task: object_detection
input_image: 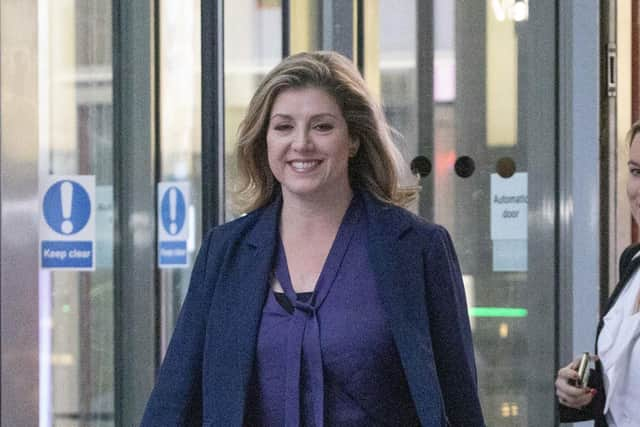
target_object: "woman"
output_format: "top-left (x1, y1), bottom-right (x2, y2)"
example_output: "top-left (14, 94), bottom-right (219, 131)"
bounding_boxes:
top-left (141, 51), bottom-right (485, 427)
top-left (556, 121), bottom-right (640, 426)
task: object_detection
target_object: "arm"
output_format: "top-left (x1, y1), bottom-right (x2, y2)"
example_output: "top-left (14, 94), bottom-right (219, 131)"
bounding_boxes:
top-left (140, 229), bottom-right (218, 427)
top-left (557, 246), bottom-right (639, 423)
top-left (424, 226), bottom-right (485, 427)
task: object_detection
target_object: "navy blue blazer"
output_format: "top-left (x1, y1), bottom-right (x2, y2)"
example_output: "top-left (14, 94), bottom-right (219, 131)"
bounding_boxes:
top-left (141, 192), bottom-right (485, 427)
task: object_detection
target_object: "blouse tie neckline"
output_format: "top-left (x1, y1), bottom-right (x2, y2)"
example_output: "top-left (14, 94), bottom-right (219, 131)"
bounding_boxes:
top-left (275, 197), bottom-right (360, 427)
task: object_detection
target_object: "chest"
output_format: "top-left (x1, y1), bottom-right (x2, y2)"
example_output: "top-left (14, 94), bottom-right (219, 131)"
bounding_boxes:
top-left (282, 234), bottom-right (335, 293)
top-left (598, 270), bottom-right (640, 395)
top-left (249, 231), bottom-right (421, 426)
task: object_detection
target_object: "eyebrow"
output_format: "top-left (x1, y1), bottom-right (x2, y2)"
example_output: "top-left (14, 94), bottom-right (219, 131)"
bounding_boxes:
top-left (628, 160), bottom-right (640, 167)
top-left (269, 113), bottom-right (339, 121)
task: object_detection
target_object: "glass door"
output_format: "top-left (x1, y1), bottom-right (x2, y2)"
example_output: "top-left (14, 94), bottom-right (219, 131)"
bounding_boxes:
top-left (157, 0), bottom-right (204, 356)
top-left (39, 2), bottom-right (115, 426)
top-left (363, 1), bottom-right (557, 425)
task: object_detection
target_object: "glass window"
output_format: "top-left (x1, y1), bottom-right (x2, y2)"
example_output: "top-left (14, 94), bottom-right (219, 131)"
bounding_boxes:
top-left (224, 0), bottom-right (283, 219)
top-left (158, 0), bottom-right (203, 352)
top-left (365, 0), bottom-right (555, 425)
top-left (38, 1), bottom-right (115, 426)
top-left (290, 0), bottom-right (321, 54)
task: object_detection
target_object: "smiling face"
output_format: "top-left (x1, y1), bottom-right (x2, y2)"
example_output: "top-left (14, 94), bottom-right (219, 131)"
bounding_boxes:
top-left (266, 86), bottom-right (356, 204)
top-left (627, 133), bottom-right (640, 223)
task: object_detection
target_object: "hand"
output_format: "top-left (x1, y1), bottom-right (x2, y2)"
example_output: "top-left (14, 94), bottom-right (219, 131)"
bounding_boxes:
top-left (555, 355), bottom-right (598, 409)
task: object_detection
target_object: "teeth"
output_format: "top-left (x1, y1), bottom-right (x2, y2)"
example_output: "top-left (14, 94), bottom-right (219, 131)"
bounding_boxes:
top-left (290, 161), bottom-right (319, 171)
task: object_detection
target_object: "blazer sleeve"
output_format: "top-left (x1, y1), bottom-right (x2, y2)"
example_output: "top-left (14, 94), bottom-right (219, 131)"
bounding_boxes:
top-left (424, 226), bottom-right (485, 427)
top-left (140, 229), bottom-right (218, 427)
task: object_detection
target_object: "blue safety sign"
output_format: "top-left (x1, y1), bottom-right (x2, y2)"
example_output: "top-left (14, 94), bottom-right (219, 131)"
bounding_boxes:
top-left (157, 182), bottom-right (190, 268)
top-left (160, 186), bottom-right (186, 236)
top-left (43, 180), bottom-right (91, 235)
top-left (40, 176), bottom-right (95, 270)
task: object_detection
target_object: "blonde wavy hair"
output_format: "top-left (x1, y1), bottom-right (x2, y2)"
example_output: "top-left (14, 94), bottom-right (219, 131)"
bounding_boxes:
top-left (233, 51), bottom-right (416, 213)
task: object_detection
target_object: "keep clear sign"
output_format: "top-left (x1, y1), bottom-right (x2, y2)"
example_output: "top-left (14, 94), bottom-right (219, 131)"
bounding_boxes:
top-left (40, 175), bottom-right (96, 270)
top-left (490, 172), bottom-right (527, 272)
top-left (157, 182), bottom-right (190, 268)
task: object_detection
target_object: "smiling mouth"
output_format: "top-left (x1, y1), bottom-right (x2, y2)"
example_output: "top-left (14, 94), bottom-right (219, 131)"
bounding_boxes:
top-left (289, 160), bottom-right (321, 172)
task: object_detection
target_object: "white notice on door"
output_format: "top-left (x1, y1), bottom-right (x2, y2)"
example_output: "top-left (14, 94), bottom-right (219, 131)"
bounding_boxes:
top-left (490, 172), bottom-right (527, 240)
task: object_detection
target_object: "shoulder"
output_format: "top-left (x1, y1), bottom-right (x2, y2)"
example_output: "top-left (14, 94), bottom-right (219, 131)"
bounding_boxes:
top-left (399, 207), bottom-right (449, 245)
top-left (207, 209), bottom-right (262, 238)
top-left (200, 204), bottom-right (274, 256)
top-left (619, 243), bottom-right (640, 273)
top-left (362, 192), bottom-right (449, 245)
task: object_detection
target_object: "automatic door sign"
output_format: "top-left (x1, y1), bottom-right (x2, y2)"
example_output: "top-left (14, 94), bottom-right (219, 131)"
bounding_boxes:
top-left (157, 182), bottom-right (190, 268)
top-left (40, 176), bottom-right (96, 270)
top-left (490, 172), bottom-right (527, 272)
top-left (490, 172), bottom-right (527, 240)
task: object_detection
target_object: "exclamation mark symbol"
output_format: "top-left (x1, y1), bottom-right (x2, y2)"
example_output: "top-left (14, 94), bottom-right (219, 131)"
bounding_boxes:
top-left (60, 181), bottom-right (74, 234)
top-left (169, 188), bottom-right (177, 234)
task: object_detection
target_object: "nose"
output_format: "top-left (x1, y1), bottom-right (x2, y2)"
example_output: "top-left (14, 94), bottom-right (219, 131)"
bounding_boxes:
top-left (291, 128), bottom-right (313, 151)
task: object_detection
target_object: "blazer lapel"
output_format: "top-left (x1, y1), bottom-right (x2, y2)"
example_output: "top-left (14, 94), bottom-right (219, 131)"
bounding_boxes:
top-left (597, 250), bottom-right (640, 341)
top-left (363, 194), bottom-right (444, 426)
top-left (220, 199), bottom-right (280, 425)
top-left (607, 253), bottom-right (640, 312)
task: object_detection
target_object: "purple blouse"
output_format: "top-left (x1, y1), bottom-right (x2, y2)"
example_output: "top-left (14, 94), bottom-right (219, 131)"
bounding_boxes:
top-left (245, 196), bottom-right (420, 426)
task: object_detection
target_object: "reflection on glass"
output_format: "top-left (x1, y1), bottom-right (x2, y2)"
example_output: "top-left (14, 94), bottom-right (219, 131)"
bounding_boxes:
top-left (366, 0), bottom-right (542, 425)
top-left (158, 0), bottom-right (202, 353)
top-left (224, 0), bottom-right (282, 219)
top-left (38, 1), bottom-right (114, 426)
top-left (375, 0), bottom-right (418, 161)
top-left (290, 0), bottom-right (320, 54)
